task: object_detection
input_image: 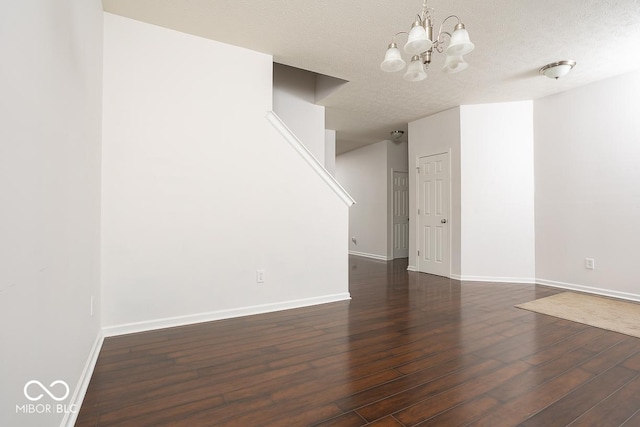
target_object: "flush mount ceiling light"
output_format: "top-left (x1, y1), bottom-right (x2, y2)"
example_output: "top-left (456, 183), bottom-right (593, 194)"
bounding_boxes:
top-left (540, 60), bottom-right (576, 79)
top-left (390, 130), bottom-right (405, 140)
top-left (380, 0), bottom-right (474, 82)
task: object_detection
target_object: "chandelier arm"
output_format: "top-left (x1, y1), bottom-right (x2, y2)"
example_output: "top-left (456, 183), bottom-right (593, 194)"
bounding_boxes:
top-left (390, 31), bottom-right (409, 44)
top-left (436, 14), bottom-right (462, 41)
top-left (435, 31), bottom-right (451, 45)
top-left (395, 31), bottom-right (409, 38)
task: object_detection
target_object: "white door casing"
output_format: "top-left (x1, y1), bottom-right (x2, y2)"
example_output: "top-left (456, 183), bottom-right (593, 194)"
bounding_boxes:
top-left (393, 171), bottom-right (409, 259)
top-left (417, 153), bottom-right (450, 277)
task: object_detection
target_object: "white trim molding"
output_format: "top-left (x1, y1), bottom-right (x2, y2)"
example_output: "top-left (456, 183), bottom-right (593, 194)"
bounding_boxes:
top-left (62, 331), bottom-right (104, 427)
top-left (266, 111), bottom-right (355, 207)
top-left (102, 293), bottom-right (351, 337)
top-left (409, 271), bottom-right (640, 302)
top-left (349, 251), bottom-right (392, 261)
top-left (449, 274), bottom-right (536, 284)
top-left (536, 278), bottom-right (640, 303)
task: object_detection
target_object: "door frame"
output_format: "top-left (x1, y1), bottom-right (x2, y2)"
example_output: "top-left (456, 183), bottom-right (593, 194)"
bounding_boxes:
top-left (414, 150), bottom-right (452, 277)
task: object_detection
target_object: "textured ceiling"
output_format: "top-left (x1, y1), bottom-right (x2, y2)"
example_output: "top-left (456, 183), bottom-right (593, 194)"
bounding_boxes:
top-left (102, 0), bottom-right (640, 154)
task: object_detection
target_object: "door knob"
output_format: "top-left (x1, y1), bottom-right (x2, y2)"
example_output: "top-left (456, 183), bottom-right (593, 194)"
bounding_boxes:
top-left (441, 219), bottom-right (447, 223)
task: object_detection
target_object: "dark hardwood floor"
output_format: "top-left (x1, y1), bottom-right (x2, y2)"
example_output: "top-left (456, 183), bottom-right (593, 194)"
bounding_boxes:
top-left (77, 256), bottom-right (640, 426)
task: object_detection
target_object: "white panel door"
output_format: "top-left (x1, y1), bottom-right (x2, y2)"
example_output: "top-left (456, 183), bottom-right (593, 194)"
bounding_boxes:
top-left (417, 153), bottom-right (450, 277)
top-left (393, 171), bottom-right (409, 259)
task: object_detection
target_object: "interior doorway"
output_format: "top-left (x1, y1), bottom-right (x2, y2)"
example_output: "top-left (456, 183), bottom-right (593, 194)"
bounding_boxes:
top-left (392, 171), bottom-right (409, 259)
top-left (416, 153), bottom-right (450, 277)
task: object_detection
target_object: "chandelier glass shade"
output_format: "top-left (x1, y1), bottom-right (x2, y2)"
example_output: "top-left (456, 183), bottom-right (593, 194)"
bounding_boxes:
top-left (380, 43), bottom-right (406, 72)
top-left (405, 21), bottom-right (432, 55)
top-left (404, 55), bottom-right (428, 81)
top-left (381, 0), bottom-right (474, 81)
top-left (442, 54), bottom-right (468, 74)
top-left (446, 26), bottom-right (474, 56)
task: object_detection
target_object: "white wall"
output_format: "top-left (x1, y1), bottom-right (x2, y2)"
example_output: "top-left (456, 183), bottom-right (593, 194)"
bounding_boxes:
top-left (336, 140), bottom-right (408, 260)
top-left (459, 102), bottom-right (535, 282)
top-left (409, 103), bottom-right (534, 281)
top-left (325, 130), bottom-right (337, 176)
top-left (535, 70), bottom-right (640, 300)
top-left (0, 1), bottom-right (103, 426)
top-left (408, 108), bottom-right (462, 273)
top-left (388, 141), bottom-right (410, 175)
top-left (336, 141), bottom-right (389, 259)
top-left (101, 14), bottom-right (349, 333)
top-left (273, 64), bottom-right (326, 164)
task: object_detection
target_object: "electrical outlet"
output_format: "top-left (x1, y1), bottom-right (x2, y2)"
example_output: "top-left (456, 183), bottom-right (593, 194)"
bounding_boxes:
top-left (352, 237), bottom-right (357, 245)
top-left (585, 258), bottom-right (595, 270)
top-left (256, 270), bottom-right (265, 283)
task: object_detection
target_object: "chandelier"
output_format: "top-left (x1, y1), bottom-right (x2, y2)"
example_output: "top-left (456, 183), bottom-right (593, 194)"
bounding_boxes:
top-left (380, 0), bottom-right (475, 81)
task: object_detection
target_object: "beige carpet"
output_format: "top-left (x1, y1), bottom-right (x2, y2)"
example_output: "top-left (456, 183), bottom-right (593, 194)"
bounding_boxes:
top-left (516, 292), bottom-right (640, 339)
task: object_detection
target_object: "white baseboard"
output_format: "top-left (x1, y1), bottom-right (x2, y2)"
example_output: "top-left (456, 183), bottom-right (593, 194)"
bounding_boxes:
top-left (349, 251), bottom-right (392, 261)
top-left (406, 270), bottom-right (640, 302)
top-left (406, 265), bottom-right (418, 272)
top-left (62, 330), bottom-right (104, 427)
top-left (449, 274), bottom-right (536, 284)
top-left (102, 293), bottom-right (351, 337)
top-left (536, 278), bottom-right (640, 302)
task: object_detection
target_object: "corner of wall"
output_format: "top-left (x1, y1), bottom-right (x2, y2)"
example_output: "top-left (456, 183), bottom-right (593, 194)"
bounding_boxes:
top-left (408, 108), bottom-right (462, 273)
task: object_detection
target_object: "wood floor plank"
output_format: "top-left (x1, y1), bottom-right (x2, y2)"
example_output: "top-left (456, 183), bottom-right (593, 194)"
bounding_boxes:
top-left (153, 395), bottom-right (274, 427)
top-left (471, 321), bottom-right (583, 362)
top-left (270, 368), bottom-right (402, 404)
top-left (355, 358), bottom-right (503, 421)
top-left (413, 395), bottom-right (499, 427)
top-left (213, 398), bottom-right (343, 427)
top-left (80, 370), bottom-right (200, 410)
top-left (522, 328), bottom-right (605, 366)
top-left (393, 361), bottom-right (530, 425)
top-left (622, 350), bottom-right (640, 371)
top-left (518, 366), bottom-right (637, 426)
top-left (466, 367), bottom-right (596, 427)
top-left (579, 339), bottom-right (640, 374)
top-left (97, 393), bottom-right (225, 425)
top-left (76, 256), bottom-right (640, 426)
top-left (361, 416), bottom-right (404, 427)
top-left (581, 331), bottom-right (628, 354)
top-left (335, 354), bottom-right (486, 412)
top-left (621, 409), bottom-right (640, 426)
top-left (569, 373), bottom-right (640, 427)
top-left (310, 411), bottom-right (366, 427)
top-left (487, 347), bottom-right (595, 402)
